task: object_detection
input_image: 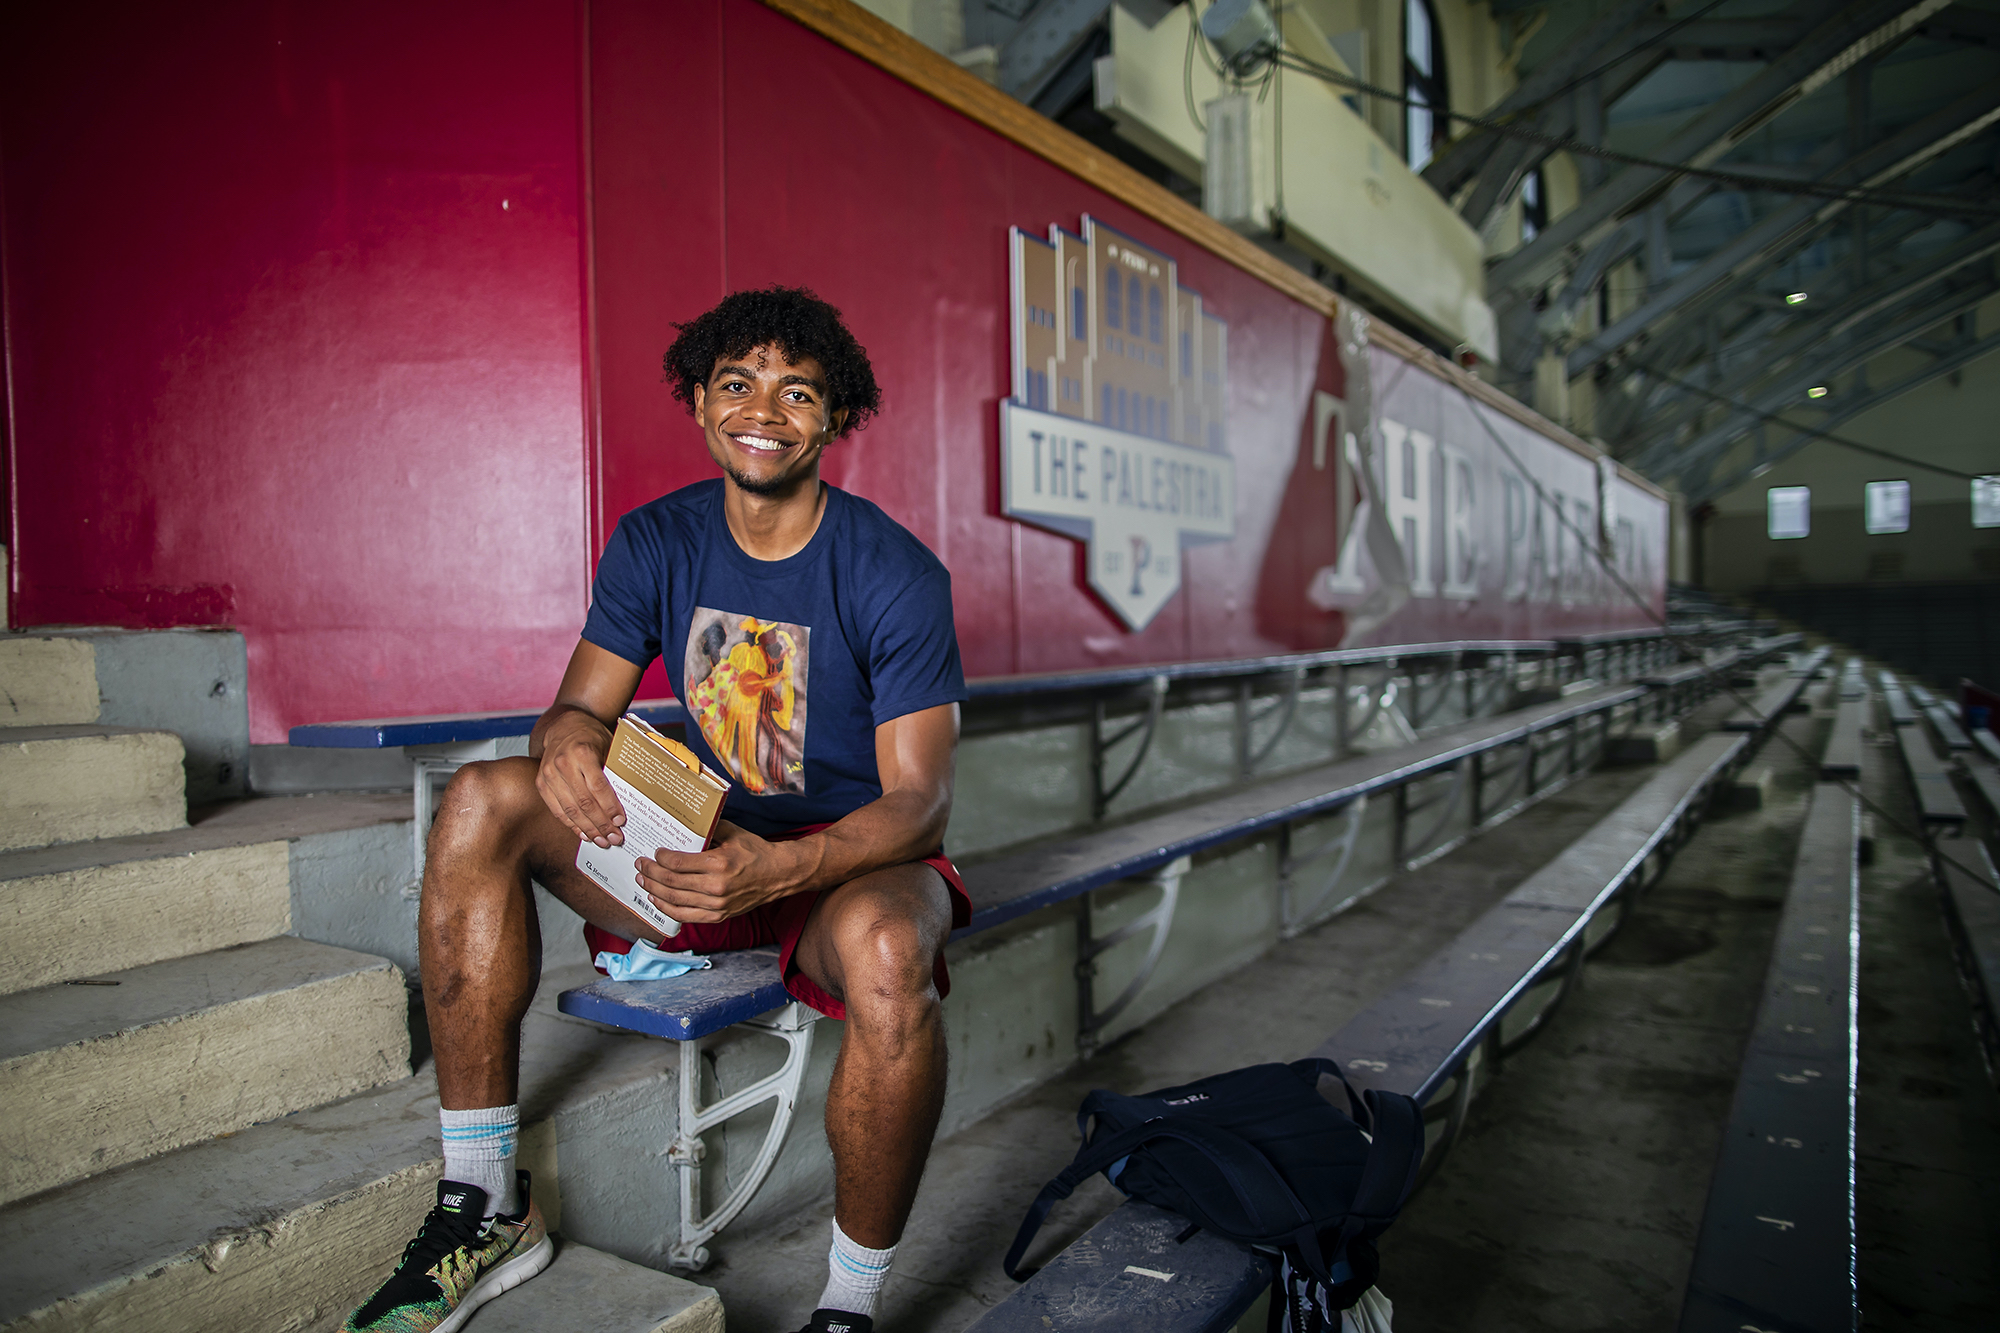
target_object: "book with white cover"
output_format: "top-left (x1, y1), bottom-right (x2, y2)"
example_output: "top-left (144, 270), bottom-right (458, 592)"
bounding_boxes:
top-left (573, 713), bottom-right (729, 941)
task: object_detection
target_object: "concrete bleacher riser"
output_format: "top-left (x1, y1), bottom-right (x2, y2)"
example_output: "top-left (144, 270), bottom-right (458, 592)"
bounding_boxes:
top-left (0, 726), bottom-right (187, 852)
top-left (0, 617), bottom-right (731, 1329)
top-left (0, 840), bottom-right (288, 996)
top-left (0, 937), bottom-right (411, 1206)
top-left (0, 635), bottom-right (100, 727)
top-left (2, 627), bottom-right (251, 805)
top-left (0, 793), bottom-right (413, 995)
top-left (0, 969), bottom-right (721, 1332)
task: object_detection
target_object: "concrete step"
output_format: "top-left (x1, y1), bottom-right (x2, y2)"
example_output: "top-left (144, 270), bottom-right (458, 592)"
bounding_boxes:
top-left (0, 627), bottom-right (249, 804)
top-left (464, 1240), bottom-right (722, 1333)
top-left (0, 635), bottom-right (99, 728)
top-left (0, 725), bottom-right (186, 852)
top-left (0, 936), bottom-right (410, 1206)
top-left (0, 792), bottom-right (410, 996)
top-left (0, 969), bottom-right (719, 1333)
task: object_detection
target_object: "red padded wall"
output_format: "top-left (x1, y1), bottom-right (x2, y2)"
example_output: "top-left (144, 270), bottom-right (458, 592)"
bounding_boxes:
top-left (3, 1), bottom-right (590, 740)
top-left (588, 0), bottom-right (1355, 680)
top-left (2, 0), bottom-right (1659, 740)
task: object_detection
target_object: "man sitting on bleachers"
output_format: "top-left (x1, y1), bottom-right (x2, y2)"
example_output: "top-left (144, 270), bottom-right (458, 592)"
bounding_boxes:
top-left (345, 287), bottom-right (969, 1333)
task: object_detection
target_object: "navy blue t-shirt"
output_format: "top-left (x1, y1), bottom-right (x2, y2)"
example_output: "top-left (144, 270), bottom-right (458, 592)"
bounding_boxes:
top-left (582, 480), bottom-right (966, 837)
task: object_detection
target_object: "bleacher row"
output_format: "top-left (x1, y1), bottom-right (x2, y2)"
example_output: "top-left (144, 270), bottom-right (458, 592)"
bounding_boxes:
top-left (1881, 669), bottom-right (2000, 1091)
top-left (287, 624), bottom-right (1814, 1324)
top-left (1681, 654), bottom-right (2000, 1333)
top-left (976, 643), bottom-right (1847, 1333)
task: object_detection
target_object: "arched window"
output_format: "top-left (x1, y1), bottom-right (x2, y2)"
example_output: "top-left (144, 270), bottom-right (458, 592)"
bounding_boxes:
top-left (1404, 0), bottom-right (1446, 172)
top-left (1148, 285), bottom-right (1164, 344)
top-left (1105, 266), bottom-right (1122, 330)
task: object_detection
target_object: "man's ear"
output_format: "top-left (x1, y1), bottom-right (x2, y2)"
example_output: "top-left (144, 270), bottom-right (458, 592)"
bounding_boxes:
top-left (691, 381), bottom-right (707, 418)
top-left (825, 406), bottom-right (850, 439)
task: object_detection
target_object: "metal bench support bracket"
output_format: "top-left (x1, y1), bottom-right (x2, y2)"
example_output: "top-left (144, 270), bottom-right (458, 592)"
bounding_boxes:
top-left (1076, 855), bottom-right (1190, 1057)
top-left (669, 1000), bottom-right (822, 1270)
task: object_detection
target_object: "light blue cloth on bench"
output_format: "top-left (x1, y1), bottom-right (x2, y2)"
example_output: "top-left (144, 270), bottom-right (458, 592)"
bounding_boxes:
top-left (594, 938), bottom-right (714, 983)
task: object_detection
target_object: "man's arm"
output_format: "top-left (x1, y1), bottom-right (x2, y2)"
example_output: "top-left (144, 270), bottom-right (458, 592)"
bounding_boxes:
top-left (636, 702), bottom-right (959, 925)
top-left (530, 639), bottom-right (645, 848)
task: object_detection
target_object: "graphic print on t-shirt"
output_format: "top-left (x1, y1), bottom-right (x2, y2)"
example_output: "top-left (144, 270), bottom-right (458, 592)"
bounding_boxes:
top-left (684, 608), bottom-right (810, 796)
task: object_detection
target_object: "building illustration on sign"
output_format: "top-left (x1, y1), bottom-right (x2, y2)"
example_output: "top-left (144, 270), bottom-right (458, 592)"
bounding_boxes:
top-left (1002, 216), bottom-right (1237, 630)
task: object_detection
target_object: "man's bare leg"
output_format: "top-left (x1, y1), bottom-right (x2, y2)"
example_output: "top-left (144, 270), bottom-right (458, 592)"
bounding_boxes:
top-left (420, 756), bottom-right (672, 1110)
top-left (790, 863), bottom-right (952, 1322)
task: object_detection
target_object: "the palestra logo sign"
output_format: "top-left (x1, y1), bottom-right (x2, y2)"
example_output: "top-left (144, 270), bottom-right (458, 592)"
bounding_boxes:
top-left (1002, 216), bottom-right (1237, 630)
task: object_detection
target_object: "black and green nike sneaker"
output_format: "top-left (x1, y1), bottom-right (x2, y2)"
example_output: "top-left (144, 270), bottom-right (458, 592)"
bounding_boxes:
top-left (343, 1172), bottom-right (553, 1333)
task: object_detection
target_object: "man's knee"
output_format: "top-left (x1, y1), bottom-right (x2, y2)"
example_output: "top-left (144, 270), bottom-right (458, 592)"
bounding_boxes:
top-left (428, 758), bottom-right (544, 863)
top-left (833, 909), bottom-right (941, 1015)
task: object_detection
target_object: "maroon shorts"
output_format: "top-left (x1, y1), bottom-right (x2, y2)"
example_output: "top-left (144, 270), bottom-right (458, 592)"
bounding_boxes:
top-left (581, 824), bottom-right (971, 1021)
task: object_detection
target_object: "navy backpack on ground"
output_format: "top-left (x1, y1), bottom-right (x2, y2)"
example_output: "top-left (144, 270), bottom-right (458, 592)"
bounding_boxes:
top-left (1003, 1058), bottom-right (1424, 1329)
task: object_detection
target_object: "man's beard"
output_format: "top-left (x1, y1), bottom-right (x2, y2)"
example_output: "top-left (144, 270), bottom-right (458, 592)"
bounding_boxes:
top-left (721, 459), bottom-right (795, 497)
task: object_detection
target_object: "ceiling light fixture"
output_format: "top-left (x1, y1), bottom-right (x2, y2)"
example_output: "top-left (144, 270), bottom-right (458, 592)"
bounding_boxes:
top-left (1807, 385), bottom-right (1829, 399)
top-left (1786, 292), bottom-right (1809, 306)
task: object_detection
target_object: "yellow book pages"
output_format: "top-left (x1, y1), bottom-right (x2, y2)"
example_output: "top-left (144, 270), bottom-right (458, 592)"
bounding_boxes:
top-left (605, 718), bottom-right (728, 840)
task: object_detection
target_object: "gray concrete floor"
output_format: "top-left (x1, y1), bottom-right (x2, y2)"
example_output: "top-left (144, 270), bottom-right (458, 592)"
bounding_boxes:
top-left (685, 696), bottom-right (2000, 1331)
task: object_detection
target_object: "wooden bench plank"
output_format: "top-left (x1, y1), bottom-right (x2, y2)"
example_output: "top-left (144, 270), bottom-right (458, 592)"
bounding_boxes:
top-left (1721, 670), bottom-right (1815, 734)
top-left (958, 684), bottom-right (1646, 935)
top-left (1679, 785), bottom-right (1857, 1333)
top-left (966, 1202), bottom-right (1271, 1333)
top-left (1936, 842), bottom-right (2000, 1083)
top-left (1925, 704), bottom-right (1973, 751)
top-left (1964, 760), bottom-right (2000, 825)
top-left (1894, 726), bottom-right (1967, 828)
top-left (1837, 659), bottom-right (1866, 702)
top-left (1319, 733), bottom-right (1748, 1102)
top-left (1878, 673), bottom-right (1919, 727)
top-left (1820, 694), bottom-right (1865, 780)
top-left (1973, 728), bottom-right (2000, 766)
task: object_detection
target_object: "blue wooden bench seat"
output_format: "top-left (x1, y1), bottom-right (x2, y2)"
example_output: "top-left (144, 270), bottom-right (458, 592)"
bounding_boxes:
top-left (969, 730), bottom-right (1757, 1333)
top-left (1679, 780), bottom-right (1859, 1332)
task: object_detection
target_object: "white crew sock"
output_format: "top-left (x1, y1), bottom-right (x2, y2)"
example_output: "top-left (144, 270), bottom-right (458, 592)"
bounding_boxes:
top-left (440, 1105), bottom-right (519, 1217)
top-left (817, 1219), bottom-right (895, 1318)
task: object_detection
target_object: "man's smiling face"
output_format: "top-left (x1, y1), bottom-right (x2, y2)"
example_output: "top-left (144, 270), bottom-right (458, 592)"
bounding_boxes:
top-left (693, 345), bottom-right (846, 497)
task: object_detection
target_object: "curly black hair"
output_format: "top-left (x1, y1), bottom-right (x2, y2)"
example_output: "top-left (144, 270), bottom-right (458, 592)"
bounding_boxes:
top-left (663, 286), bottom-right (882, 436)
